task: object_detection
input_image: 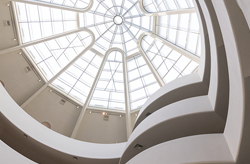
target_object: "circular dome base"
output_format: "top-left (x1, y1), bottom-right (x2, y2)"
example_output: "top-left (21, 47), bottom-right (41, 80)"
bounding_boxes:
top-left (113, 15), bottom-right (123, 25)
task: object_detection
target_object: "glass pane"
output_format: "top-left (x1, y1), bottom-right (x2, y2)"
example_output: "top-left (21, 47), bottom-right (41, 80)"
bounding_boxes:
top-left (16, 3), bottom-right (77, 43)
top-left (89, 51), bottom-right (125, 110)
top-left (128, 54), bottom-right (160, 111)
top-left (52, 50), bottom-right (102, 104)
top-left (26, 31), bottom-right (92, 81)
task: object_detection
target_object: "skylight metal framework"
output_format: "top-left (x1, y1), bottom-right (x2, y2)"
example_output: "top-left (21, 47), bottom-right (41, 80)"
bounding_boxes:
top-left (139, 0), bottom-right (195, 16)
top-left (52, 50), bottom-right (102, 104)
top-left (141, 0), bottom-right (195, 13)
top-left (25, 31), bottom-right (93, 80)
top-left (156, 13), bottom-right (201, 57)
top-left (0, 0), bottom-right (204, 138)
top-left (15, 2), bottom-right (78, 43)
top-left (19, 28), bottom-right (95, 108)
top-left (89, 51), bottom-right (125, 110)
top-left (10, 0), bottom-right (93, 12)
top-left (127, 54), bottom-right (160, 110)
top-left (71, 48), bottom-right (132, 138)
top-left (79, 0), bottom-right (153, 56)
top-left (141, 35), bottom-right (199, 84)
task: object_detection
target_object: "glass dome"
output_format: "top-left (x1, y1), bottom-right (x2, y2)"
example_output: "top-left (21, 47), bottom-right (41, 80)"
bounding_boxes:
top-left (14, 0), bottom-right (202, 112)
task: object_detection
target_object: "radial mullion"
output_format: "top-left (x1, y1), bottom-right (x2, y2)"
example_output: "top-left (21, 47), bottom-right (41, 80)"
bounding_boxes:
top-left (122, 1), bottom-right (138, 17)
top-left (56, 36), bottom-right (78, 60)
top-left (123, 21), bottom-right (149, 32)
top-left (104, 62), bottom-right (121, 90)
top-left (111, 0), bottom-right (119, 15)
top-left (134, 57), bottom-right (148, 98)
top-left (68, 55), bottom-right (96, 94)
top-left (122, 23), bottom-right (137, 42)
top-left (95, 23), bottom-right (115, 41)
top-left (120, 26), bottom-right (127, 53)
top-left (109, 26), bottom-right (118, 48)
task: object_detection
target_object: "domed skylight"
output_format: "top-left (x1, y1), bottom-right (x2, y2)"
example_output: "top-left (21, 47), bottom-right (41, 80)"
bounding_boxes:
top-left (15, 0), bottom-right (202, 112)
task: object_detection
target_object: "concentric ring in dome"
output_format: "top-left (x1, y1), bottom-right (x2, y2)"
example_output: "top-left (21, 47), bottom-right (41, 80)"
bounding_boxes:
top-left (14, 0), bottom-right (202, 112)
top-left (79, 0), bottom-right (153, 56)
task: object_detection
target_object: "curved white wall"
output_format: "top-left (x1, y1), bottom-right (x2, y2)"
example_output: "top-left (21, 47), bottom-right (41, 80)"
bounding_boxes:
top-left (0, 0), bottom-right (250, 163)
top-left (0, 84), bottom-right (126, 164)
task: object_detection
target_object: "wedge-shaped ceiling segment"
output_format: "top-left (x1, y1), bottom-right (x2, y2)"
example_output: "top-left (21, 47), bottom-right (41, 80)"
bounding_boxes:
top-left (156, 13), bottom-right (201, 56)
top-left (79, 0), bottom-right (153, 56)
top-left (141, 0), bottom-right (195, 13)
top-left (16, 2), bottom-right (77, 43)
top-left (52, 50), bottom-right (102, 104)
top-left (89, 50), bottom-right (126, 110)
top-left (127, 54), bottom-right (160, 110)
top-left (25, 31), bottom-right (92, 80)
top-left (141, 35), bottom-right (198, 83)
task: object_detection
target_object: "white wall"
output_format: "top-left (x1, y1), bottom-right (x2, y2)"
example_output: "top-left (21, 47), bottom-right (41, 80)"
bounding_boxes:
top-left (0, 50), bottom-right (45, 105)
top-left (237, 0), bottom-right (250, 28)
top-left (75, 109), bottom-right (127, 143)
top-left (24, 87), bottom-right (81, 137)
top-left (131, 111), bottom-right (139, 128)
top-left (0, 140), bottom-right (36, 164)
top-left (0, 1), bottom-right (18, 50)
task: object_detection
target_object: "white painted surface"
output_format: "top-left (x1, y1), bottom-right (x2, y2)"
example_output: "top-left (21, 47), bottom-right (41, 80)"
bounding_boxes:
top-left (0, 1), bottom-right (18, 50)
top-left (24, 87), bottom-right (81, 137)
top-left (76, 110), bottom-right (127, 143)
top-left (0, 84), bottom-right (126, 160)
top-left (237, 0), bottom-right (250, 29)
top-left (127, 134), bottom-right (234, 164)
top-left (0, 50), bottom-right (44, 105)
top-left (0, 140), bottom-right (36, 164)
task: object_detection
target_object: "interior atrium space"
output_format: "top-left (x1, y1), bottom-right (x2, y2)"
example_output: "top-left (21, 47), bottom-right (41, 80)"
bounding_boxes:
top-left (0, 0), bottom-right (250, 163)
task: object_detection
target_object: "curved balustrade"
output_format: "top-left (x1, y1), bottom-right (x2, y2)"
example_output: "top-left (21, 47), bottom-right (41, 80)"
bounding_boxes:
top-left (133, 0), bottom-right (212, 129)
top-left (127, 134), bottom-right (234, 164)
top-left (0, 84), bottom-right (126, 164)
top-left (120, 96), bottom-right (226, 164)
top-left (123, 0), bottom-right (250, 163)
top-left (0, 0), bottom-right (250, 163)
top-left (237, 0), bottom-right (250, 28)
top-left (120, 0), bottom-right (230, 162)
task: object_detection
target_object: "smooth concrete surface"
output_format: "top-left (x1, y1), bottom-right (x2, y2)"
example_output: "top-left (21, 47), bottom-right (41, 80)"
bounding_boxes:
top-left (120, 96), bottom-right (226, 164)
top-left (133, 73), bottom-right (209, 129)
top-left (0, 84), bottom-right (126, 164)
top-left (212, 0), bottom-right (250, 162)
top-left (0, 50), bottom-right (45, 105)
top-left (0, 1), bottom-right (18, 50)
top-left (120, 0), bottom-right (230, 163)
top-left (125, 0), bottom-right (250, 163)
top-left (0, 0), bottom-right (250, 163)
top-left (127, 134), bottom-right (234, 164)
top-left (75, 109), bottom-right (127, 143)
top-left (133, 0), bottom-right (212, 130)
top-left (0, 140), bottom-right (36, 164)
top-left (24, 87), bottom-right (81, 137)
top-left (203, 0), bottom-right (229, 120)
top-left (237, 0), bottom-right (250, 28)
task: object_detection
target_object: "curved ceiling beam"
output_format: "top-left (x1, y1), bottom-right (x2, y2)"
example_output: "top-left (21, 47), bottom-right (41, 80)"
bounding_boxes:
top-left (140, 32), bottom-right (200, 63)
top-left (137, 33), bottom-right (165, 87)
top-left (70, 48), bottom-right (133, 139)
top-left (138, 0), bottom-right (195, 16)
top-left (0, 29), bottom-right (90, 56)
top-left (0, 84), bottom-right (126, 164)
top-left (119, 96), bottom-right (226, 164)
top-left (20, 28), bottom-right (95, 108)
top-left (7, 0), bottom-right (93, 13)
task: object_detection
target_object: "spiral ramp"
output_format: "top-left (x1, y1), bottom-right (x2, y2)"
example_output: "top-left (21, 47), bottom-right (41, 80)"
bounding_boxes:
top-left (0, 0), bottom-right (250, 164)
